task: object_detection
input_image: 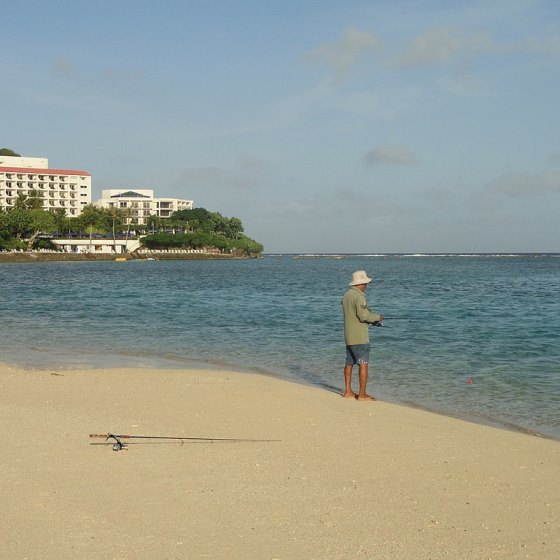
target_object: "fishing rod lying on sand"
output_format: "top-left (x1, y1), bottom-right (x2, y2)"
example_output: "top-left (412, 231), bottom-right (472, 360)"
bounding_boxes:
top-left (89, 433), bottom-right (280, 452)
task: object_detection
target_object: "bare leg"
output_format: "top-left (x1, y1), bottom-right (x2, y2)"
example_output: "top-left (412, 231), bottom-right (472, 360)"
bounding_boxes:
top-left (357, 363), bottom-right (376, 401)
top-left (342, 365), bottom-right (357, 398)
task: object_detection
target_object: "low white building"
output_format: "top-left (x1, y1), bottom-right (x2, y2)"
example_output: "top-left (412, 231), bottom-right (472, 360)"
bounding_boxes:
top-left (0, 156), bottom-right (91, 217)
top-left (95, 189), bottom-right (193, 225)
top-left (53, 237), bottom-right (141, 254)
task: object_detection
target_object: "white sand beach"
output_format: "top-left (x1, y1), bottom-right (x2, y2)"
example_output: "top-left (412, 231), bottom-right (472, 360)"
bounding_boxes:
top-left (1, 363), bottom-right (558, 559)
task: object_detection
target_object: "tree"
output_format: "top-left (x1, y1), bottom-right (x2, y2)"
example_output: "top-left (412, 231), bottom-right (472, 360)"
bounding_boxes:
top-left (13, 190), bottom-right (45, 211)
top-left (5, 208), bottom-right (32, 238)
top-left (25, 210), bottom-right (56, 251)
top-left (169, 208), bottom-right (245, 238)
top-left (13, 193), bottom-right (30, 210)
top-left (145, 213), bottom-right (163, 234)
top-left (0, 148), bottom-right (21, 156)
top-left (77, 204), bottom-right (105, 250)
top-left (25, 189), bottom-right (45, 210)
top-left (121, 207), bottom-right (134, 252)
top-left (227, 217), bottom-right (244, 239)
top-left (102, 205), bottom-right (125, 252)
top-left (0, 209), bottom-right (9, 238)
top-left (51, 208), bottom-right (68, 235)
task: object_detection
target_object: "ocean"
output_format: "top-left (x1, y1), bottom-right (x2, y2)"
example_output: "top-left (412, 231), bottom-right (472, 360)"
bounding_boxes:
top-left (1, 254), bottom-right (559, 439)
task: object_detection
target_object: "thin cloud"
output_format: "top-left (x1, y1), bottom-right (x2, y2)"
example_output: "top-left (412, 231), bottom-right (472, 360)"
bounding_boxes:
top-left (398, 28), bottom-right (495, 67)
top-left (230, 154), bottom-right (269, 190)
top-left (364, 145), bottom-right (419, 166)
top-left (307, 27), bottom-right (382, 77)
top-left (52, 56), bottom-right (76, 78)
top-left (489, 170), bottom-right (560, 196)
top-left (398, 27), bottom-right (560, 67)
top-left (178, 156), bottom-right (269, 195)
top-left (547, 151), bottom-right (560, 165)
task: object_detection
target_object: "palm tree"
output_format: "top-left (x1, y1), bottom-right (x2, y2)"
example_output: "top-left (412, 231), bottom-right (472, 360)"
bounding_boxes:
top-left (79, 204), bottom-right (104, 251)
top-left (103, 205), bottom-right (125, 253)
top-left (145, 214), bottom-right (163, 234)
top-left (26, 189), bottom-right (45, 210)
top-left (51, 208), bottom-right (67, 236)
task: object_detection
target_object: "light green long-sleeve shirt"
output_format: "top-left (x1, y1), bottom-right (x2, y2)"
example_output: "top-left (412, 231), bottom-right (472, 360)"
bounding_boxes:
top-left (342, 286), bottom-right (382, 345)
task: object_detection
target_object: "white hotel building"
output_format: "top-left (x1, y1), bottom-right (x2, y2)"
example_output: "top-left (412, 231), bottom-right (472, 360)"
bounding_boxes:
top-left (95, 189), bottom-right (193, 225)
top-left (0, 156), bottom-right (91, 216)
top-left (0, 155), bottom-right (193, 225)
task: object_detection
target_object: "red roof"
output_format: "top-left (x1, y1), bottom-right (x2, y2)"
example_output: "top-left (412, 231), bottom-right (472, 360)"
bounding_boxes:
top-left (0, 166), bottom-right (91, 176)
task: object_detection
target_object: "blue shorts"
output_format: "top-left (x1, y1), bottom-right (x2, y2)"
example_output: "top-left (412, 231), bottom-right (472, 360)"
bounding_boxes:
top-left (345, 344), bottom-right (370, 366)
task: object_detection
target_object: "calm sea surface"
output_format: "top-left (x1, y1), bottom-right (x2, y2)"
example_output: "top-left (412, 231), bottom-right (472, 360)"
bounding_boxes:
top-left (1, 254), bottom-right (559, 439)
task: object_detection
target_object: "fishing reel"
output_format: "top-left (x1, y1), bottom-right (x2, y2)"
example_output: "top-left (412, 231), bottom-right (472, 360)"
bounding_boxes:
top-left (106, 434), bottom-right (128, 451)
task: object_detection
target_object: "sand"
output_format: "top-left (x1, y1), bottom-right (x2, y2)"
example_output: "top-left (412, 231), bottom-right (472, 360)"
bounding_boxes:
top-left (1, 364), bottom-right (558, 560)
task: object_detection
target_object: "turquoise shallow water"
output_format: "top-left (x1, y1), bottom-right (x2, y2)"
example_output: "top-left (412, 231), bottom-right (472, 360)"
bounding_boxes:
top-left (1, 254), bottom-right (559, 438)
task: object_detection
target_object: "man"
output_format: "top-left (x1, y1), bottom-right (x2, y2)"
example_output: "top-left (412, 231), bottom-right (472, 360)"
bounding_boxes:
top-left (341, 270), bottom-right (384, 400)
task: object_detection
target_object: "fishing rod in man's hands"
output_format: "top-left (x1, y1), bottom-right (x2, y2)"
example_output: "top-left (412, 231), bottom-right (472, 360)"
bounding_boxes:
top-left (371, 317), bottom-right (412, 327)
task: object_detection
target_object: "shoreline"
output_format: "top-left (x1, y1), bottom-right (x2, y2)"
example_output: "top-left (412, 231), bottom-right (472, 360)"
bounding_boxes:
top-left (0, 251), bottom-right (260, 262)
top-left (3, 354), bottom-right (559, 443)
top-left (1, 363), bottom-right (558, 559)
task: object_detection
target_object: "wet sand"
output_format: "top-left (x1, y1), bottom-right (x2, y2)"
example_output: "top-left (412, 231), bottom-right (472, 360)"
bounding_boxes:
top-left (1, 364), bottom-right (558, 559)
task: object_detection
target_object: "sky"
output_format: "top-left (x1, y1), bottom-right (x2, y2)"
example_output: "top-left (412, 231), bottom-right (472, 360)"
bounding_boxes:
top-left (2, 0), bottom-right (559, 253)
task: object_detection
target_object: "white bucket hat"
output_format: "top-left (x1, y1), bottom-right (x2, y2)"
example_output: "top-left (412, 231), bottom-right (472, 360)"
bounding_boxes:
top-left (349, 270), bottom-right (372, 286)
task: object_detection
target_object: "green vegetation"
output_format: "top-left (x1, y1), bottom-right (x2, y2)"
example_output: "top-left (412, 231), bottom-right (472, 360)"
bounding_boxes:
top-left (0, 198), bottom-right (263, 256)
top-left (141, 232), bottom-right (263, 255)
top-left (0, 148), bottom-right (21, 156)
top-left (141, 208), bottom-right (262, 256)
